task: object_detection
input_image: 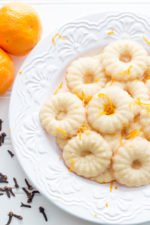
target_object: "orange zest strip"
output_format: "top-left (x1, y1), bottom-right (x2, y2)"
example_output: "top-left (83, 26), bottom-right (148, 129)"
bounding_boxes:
top-left (94, 77), bottom-right (100, 82)
top-left (120, 65), bottom-right (132, 76)
top-left (106, 29), bottom-right (115, 36)
top-left (69, 159), bottom-right (75, 172)
top-left (119, 135), bottom-right (123, 146)
top-left (126, 129), bottom-right (141, 139)
top-left (143, 36), bottom-right (150, 45)
top-left (97, 93), bottom-right (114, 115)
top-left (105, 201), bottom-right (109, 208)
top-left (110, 181), bottom-right (114, 192)
top-left (77, 123), bottom-right (89, 140)
top-left (54, 82), bottom-right (63, 95)
top-left (77, 91), bottom-right (92, 104)
top-left (56, 127), bottom-right (67, 138)
top-left (135, 98), bottom-right (150, 112)
top-left (143, 69), bottom-right (150, 81)
top-left (107, 78), bottom-right (116, 86)
top-left (52, 33), bottom-right (65, 45)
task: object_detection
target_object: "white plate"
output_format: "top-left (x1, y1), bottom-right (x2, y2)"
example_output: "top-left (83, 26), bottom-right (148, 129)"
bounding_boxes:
top-left (10, 12), bottom-right (150, 225)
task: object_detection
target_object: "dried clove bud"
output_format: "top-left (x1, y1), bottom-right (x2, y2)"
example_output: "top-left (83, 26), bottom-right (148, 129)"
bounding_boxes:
top-left (39, 206), bottom-right (48, 222)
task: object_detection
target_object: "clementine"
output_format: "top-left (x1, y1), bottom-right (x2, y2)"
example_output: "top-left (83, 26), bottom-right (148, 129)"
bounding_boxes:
top-left (0, 2), bottom-right (42, 56)
top-left (0, 48), bottom-right (14, 95)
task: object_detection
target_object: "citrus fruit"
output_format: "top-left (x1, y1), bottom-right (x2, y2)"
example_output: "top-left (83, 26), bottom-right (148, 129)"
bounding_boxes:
top-left (0, 48), bottom-right (14, 95)
top-left (0, 2), bottom-right (42, 56)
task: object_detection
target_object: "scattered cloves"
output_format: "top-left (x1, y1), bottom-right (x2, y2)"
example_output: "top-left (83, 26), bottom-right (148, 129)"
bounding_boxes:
top-left (0, 119), bottom-right (3, 132)
top-left (22, 187), bottom-right (39, 203)
top-left (28, 190), bottom-right (40, 203)
top-left (21, 202), bottom-right (31, 208)
top-left (6, 212), bottom-right (23, 225)
top-left (1, 132), bottom-right (6, 143)
top-left (25, 178), bottom-right (33, 190)
top-left (6, 212), bottom-right (13, 225)
top-left (22, 187), bottom-right (31, 198)
top-left (0, 187), bottom-right (15, 198)
top-left (0, 135), bottom-right (2, 146)
top-left (39, 207), bottom-right (48, 222)
top-left (7, 150), bottom-right (14, 158)
top-left (12, 213), bottom-right (23, 220)
top-left (13, 177), bottom-right (19, 189)
top-left (0, 172), bottom-right (8, 183)
top-left (9, 188), bottom-right (15, 197)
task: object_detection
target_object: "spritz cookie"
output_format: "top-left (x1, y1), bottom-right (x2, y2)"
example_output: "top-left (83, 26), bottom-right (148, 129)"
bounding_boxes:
top-left (113, 138), bottom-right (150, 187)
top-left (126, 80), bottom-right (149, 100)
top-left (102, 40), bottom-right (148, 81)
top-left (63, 130), bottom-right (112, 178)
top-left (40, 93), bottom-right (85, 138)
top-left (87, 86), bottom-right (134, 134)
top-left (66, 57), bottom-right (106, 103)
top-left (91, 168), bottom-right (114, 183)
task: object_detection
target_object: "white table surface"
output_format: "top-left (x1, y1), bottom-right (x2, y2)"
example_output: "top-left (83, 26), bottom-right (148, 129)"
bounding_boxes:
top-left (1, 1), bottom-right (150, 224)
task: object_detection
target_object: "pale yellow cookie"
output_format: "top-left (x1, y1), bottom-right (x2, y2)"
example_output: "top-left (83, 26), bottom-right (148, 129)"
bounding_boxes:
top-left (113, 137), bottom-right (150, 187)
top-left (87, 86), bottom-right (134, 134)
top-left (63, 130), bottom-right (112, 178)
top-left (102, 40), bottom-right (148, 81)
top-left (91, 168), bottom-right (114, 183)
top-left (40, 93), bottom-right (85, 138)
top-left (66, 56), bottom-right (106, 103)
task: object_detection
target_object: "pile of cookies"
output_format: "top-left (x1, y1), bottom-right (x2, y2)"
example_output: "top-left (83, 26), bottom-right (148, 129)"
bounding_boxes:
top-left (40, 40), bottom-right (150, 187)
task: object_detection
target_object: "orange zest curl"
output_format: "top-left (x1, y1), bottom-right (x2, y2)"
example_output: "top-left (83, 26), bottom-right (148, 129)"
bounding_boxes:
top-left (105, 202), bottom-right (109, 208)
top-left (126, 129), bottom-right (141, 139)
top-left (77, 123), bottom-right (89, 140)
top-left (52, 33), bottom-right (65, 45)
top-left (110, 181), bottom-right (114, 192)
top-left (54, 82), bottom-right (63, 95)
top-left (69, 159), bottom-right (75, 172)
top-left (56, 127), bottom-right (67, 138)
top-left (135, 98), bottom-right (150, 113)
top-left (97, 93), bottom-right (115, 116)
top-left (106, 29), bottom-right (115, 36)
top-left (77, 91), bottom-right (92, 104)
top-left (143, 36), bottom-right (150, 46)
top-left (120, 65), bottom-right (132, 76)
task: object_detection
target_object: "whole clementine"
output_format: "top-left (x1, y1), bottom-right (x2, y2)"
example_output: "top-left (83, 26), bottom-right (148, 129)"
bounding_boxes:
top-left (0, 2), bottom-right (42, 56)
top-left (0, 49), bottom-right (14, 95)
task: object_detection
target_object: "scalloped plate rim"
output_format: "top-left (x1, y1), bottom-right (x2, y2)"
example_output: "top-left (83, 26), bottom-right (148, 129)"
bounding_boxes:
top-left (9, 11), bottom-right (150, 225)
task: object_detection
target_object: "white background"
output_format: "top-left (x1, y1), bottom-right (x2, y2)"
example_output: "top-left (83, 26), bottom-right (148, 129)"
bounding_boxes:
top-left (0, 0), bottom-right (150, 224)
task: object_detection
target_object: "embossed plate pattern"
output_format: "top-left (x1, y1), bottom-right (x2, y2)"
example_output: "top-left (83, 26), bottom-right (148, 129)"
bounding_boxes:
top-left (10, 13), bottom-right (150, 224)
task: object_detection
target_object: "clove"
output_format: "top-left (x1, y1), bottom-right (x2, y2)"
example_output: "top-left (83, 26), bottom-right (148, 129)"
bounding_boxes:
top-left (39, 206), bottom-right (48, 222)
top-left (13, 177), bottom-right (19, 189)
top-left (7, 150), bottom-right (14, 158)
